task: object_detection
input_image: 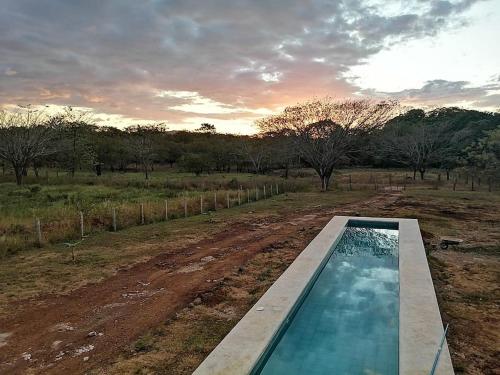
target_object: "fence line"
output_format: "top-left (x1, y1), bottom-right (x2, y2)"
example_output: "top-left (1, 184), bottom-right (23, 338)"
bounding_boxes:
top-left (25, 185), bottom-right (286, 249)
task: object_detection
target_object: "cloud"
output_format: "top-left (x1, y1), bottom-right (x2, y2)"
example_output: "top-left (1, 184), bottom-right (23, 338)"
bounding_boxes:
top-left (369, 79), bottom-right (500, 110)
top-left (4, 68), bottom-right (17, 76)
top-left (0, 0), bottom-right (494, 131)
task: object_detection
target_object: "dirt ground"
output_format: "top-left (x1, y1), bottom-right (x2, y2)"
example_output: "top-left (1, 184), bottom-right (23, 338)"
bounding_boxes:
top-left (0, 191), bottom-right (498, 374)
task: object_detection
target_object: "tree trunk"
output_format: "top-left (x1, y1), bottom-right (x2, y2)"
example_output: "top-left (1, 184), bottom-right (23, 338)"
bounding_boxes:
top-left (284, 163), bottom-right (289, 179)
top-left (419, 168), bottom-right (425, 180)
top-left (413, 169), bottom-right (417, 180)
top-left (13, 165), bottom-right (23, 185)
top-left (320, 174), bottom-right (331, 191)
top-left (446, 170), bottom-right (450, 181)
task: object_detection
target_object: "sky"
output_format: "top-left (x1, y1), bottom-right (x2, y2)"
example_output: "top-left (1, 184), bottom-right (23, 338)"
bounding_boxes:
top-left (1, 0), bottom-right (499, 134)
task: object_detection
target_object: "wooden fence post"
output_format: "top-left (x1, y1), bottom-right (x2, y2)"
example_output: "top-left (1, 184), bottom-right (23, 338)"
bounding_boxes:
top-left (165, 200), bottom-right (168, 220)
top-left (112, 208), bottom-right (117, 231)
top-left (35, 218), bottom-right (42, 247)
top-left (263, 185), bottom-right (266, 198)
top-left (256, 187), bottom-right (259, 200)
top-left (214, 192), bottom-right (217, 210)
top-left (200, 195), bottom-right (203, 214)
top-left (247, 189), bottom-right (250, 203)
top-left (79, 211), bottom-right (84, 239)
top-left (276, 183), bottom-right (279, 194)
top-left (140, 204), bottom-right (145, 224)
top-left (238, 190), bottom-right (241, 205)
top-left (349, 175), bottom-right (352, 191)
top-left (184, 197), bottom-right (188, 218)
top-left (453, 177), bottom-right (457, 191)
top-left (227, 192), bottom-right (230, 208)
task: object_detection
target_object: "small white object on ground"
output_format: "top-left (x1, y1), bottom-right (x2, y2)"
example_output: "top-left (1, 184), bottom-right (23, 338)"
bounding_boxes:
top-left (21, 352), bottom-right (31, 361)
top-left (74, 344), bottom-right (95, 356)
top-left (256, 307), bottom-right (264, 311)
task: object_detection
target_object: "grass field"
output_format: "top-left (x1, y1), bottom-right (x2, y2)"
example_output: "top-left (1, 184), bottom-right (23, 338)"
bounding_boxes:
top-left (1, 167), bottom-right (492, 256)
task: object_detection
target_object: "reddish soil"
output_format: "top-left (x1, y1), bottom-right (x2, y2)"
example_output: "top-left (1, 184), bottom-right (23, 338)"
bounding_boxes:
top-left (0, 193), bottom-right (400, 374)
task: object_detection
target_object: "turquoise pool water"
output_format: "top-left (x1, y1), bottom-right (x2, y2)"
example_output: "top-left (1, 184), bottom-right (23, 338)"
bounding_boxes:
top-left (254, 221), bottom-right (399, 375)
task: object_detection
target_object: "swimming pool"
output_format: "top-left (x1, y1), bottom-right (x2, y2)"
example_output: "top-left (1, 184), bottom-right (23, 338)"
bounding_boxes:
top-left (194, 216), bottom-right (454, 375)
top-left (254, 221), bottom-right (399, 374)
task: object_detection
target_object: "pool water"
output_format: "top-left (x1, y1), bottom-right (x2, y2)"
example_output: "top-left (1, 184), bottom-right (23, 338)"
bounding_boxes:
top-left (254, 222), bottom-right (399, 375)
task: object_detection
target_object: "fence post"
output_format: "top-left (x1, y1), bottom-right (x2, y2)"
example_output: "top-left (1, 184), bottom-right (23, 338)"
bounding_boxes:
top-left (214, 192), bottom-right (217, 210)
top-left (256, 187), bottom-right (259, 200)
top-left (184, 197), bottom-right (188, 218)
top-left (79, 211), bottom-right (84, 239)
top-left (453, 177), bottom-right (457, 191)
top-left (276, 183), bottom-right (279, 195)
top-left (238, 190), bottom-right (241, 205)
top-left (227, 192), bottom-right (230, 208)
top-left (247, 189), bottom-right (250, 203)
top-left (200, 195), bottom-right (203, 214)
top-left (112, 208), bottom-right (117, 231)
top-left (165, 200), bottom-right (168, 220)
top-left (263, 185), bottom-right (266, 198)
top-left (35, 218), bottom-right (42, 247)
top-left (140, 203), bottom-right (145, 224)
top-left (349, 175), bottom-right (352, 191)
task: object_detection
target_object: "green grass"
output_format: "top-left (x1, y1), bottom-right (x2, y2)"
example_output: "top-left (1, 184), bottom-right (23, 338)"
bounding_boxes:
top-left (0, 170), bottom-right (302, 255)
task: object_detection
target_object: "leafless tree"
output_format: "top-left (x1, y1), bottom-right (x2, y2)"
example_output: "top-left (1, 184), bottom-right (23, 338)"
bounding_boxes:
top-left (126, 123), bottom-right (166, 179)
top-left (381, 122), bottom-right (443, 180)
top-left (55, 107), bottom-right (97, 177)
top-left (257, 98), bottom-right (400, 190)
top-left (0, 106), bottom-right (58, 185)
top-left (241, 136), bottom-right (269, 174)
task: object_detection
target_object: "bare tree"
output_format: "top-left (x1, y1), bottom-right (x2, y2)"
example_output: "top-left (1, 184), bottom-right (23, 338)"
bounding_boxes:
top-left (55, 107), bottom-right (97, 177)
top-left (241, 137), bottom-right (269, 174)
top-left (257, 98), bottom-right (399, 190)
top-left (381, 121), bottom-right (443, 180)
top-left (0, 106), bottom-right (58, 185)
top-left (126, 123), bottom-right (166, 179)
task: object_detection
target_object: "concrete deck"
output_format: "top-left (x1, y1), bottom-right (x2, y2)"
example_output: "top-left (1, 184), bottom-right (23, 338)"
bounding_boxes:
top-left (193, 216), bottom-right (454, 375)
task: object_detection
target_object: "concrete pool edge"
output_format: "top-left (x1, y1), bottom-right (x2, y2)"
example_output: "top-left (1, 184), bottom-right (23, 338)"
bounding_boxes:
top-left (193, 216), bottom-right (454, 375)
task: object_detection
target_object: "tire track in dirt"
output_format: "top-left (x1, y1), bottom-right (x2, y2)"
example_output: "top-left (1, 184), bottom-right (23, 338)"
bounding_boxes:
top-left (0, 192), bottom-right (400, 374)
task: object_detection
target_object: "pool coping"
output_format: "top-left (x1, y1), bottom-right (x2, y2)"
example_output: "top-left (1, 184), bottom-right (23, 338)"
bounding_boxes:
top-left (193, 216), bottom-right (454, 375)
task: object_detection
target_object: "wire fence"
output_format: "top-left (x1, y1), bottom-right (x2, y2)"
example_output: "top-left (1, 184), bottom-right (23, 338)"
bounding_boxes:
top-left (2, 184), bottom-right (285, 255)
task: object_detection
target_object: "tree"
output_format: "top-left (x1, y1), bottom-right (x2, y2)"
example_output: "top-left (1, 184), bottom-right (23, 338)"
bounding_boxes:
top-left (196, 123), bottom-right (216, 134)
top-left (257, 98), bottom-right (399, 190)
top-left (241, 137), bottom-right (269, 174)
top-left (126, 123), bottom-right (166, 179)
top-left (178, 153), bottom-right (212, 176)
top-left (54, 107), bottom-right (97, 177)
top-left (0, 106), bottom-right (58, 185)
top-left (381, 120), bottom-right (444, 180)
top-left (461, 127), bottom-right (500, 190)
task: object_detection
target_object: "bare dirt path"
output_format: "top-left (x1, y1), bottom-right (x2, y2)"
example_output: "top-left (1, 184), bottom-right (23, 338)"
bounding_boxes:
top-left (0, 193), bottom-right (400, 374)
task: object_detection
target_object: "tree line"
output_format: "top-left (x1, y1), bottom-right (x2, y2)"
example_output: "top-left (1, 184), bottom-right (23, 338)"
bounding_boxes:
top-left (1, 99), bottom-right (499, 189)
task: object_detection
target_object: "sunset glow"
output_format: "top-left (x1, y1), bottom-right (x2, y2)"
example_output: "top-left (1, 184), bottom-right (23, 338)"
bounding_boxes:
top-left (1, 0), bottom-right (499, 133)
